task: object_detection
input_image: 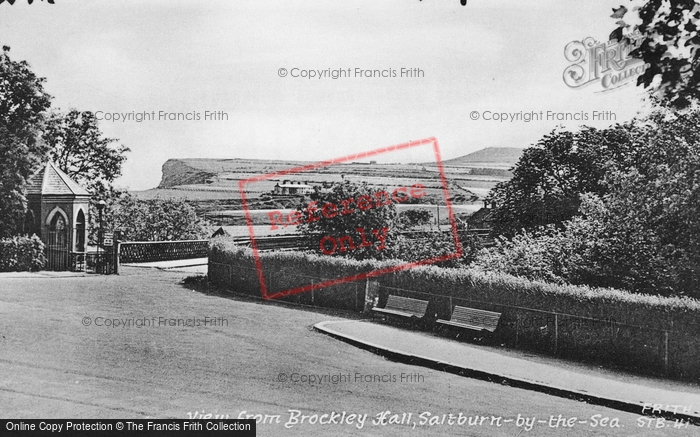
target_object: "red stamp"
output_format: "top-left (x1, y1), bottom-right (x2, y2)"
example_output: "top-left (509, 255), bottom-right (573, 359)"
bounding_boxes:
top-left (238, 137), bottom-right (462, 300)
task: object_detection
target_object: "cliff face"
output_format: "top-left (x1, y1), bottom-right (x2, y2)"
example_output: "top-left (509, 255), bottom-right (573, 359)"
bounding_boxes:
top-left (158, 159), bottom-right (215, 188)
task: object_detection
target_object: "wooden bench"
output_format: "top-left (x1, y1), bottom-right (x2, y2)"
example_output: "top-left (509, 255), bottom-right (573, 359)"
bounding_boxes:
top-left (373, 295), bottom-right (429, 319)
top-left (437, 306), bottom-right (501, 332)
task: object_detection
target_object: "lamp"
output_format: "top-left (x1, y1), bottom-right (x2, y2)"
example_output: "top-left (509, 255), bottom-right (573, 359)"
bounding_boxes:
top-left (96, 200), bottom-right (106, 273)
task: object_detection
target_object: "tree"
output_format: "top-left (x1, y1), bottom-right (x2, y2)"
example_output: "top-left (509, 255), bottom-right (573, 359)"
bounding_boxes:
top-left (398, 208), bottom-right (433, 229)
top-left (0, 46), bottom-right (52, 238)
top-left (43, 110), bottom-right (129, 196)
top-left (479, 109), bottom-right (700, 297)
top-left (109, 194), bottom-right (208, 241)
top-left (588, 109), bottom-right (700, 296)
top-left (296, 181), bottom-right (401, 261)
top-left (42, 110), bottom-right (130, 242)
top-left (295, 181), bottom-right (481, 266)
top-left (610, 1), bottom-right (700, 109)
top-left (488, 125), bottom-right (633, 237)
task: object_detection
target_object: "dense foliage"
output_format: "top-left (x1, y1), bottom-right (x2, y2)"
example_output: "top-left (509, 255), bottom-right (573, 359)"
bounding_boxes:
top-left (294, 181), bottom-right (481, 265)
top-left (0, 234), bottom-right (45, 272)
top-left (481, 109), bottom-right (700, 297)
top-left (487, 126), bottom-right (633, 237)
top-left (295, 181), bottom-right (401, 261)
top-left (610, 1), bottom-right (700, 109)
top-left (0, 46), bottom-right (129, 244)
top-left (104, 194), bottom-right (208, 241)
top-left (109, 195), bottom-right (209, 241)
top-left (0, 46), bottom-right (52, 238)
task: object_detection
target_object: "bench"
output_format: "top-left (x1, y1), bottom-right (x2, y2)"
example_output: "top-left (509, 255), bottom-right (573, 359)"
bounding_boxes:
top-left (437, 306), bottom-right (501, 332)
top-left (373, 295), bottom-right (429, 319)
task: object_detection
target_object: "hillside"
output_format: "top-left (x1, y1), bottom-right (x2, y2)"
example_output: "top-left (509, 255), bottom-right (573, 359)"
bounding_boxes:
top-left (442, 147), bottom-right (524, 166)
top-left (148, 151), bottom-right (518, 206)
top-left (158, 158), bottom-right (311, 188)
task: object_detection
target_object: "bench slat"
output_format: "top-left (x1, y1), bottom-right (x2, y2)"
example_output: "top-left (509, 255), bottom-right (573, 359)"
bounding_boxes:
top-left (437, 305), bottom-right (502, 332)
top-left (373, 295), bottom-right (429, 318)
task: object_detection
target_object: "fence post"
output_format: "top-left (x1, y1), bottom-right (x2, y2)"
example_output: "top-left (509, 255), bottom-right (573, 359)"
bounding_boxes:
top-left (664, 330), bottom-right (669, 374)
top-left (355, 283), bottom-right (358, 311)
top-left (114, 240), bottom-right (120, 275)
top-left (554, 313), bottom-right (559, 355)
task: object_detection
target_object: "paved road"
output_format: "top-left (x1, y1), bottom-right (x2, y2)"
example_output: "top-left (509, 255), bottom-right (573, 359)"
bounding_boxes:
top-left (0, 268), bottom-right (695, 436)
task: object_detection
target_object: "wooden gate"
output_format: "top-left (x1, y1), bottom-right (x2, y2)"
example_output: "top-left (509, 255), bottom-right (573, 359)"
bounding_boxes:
top-left (46, 214), bottom-right (70, 271)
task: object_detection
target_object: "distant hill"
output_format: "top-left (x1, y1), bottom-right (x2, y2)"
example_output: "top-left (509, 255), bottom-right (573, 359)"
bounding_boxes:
top-left (442, 147), bottom-right (524, 166)
top-left (158, 158), bottom-right (310, 188)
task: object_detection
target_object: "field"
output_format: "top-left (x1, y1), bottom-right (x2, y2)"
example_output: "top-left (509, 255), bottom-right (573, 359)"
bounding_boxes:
top-left (0, 268), bottom-right (691, 436)
top-left (131, 151), bottom-right (516, 223)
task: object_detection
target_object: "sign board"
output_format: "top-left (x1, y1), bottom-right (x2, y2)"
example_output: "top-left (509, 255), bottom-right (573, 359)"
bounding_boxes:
top-left (103, 232), bottom-right (114, 247)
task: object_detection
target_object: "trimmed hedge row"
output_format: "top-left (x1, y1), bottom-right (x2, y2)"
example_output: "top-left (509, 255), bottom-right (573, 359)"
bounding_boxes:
top-left (209, 241), bottom-right (390, 311)
top-left (209, 239), bottom-right (700, 380)
top-left (0, 235), bottom-right (46, 272)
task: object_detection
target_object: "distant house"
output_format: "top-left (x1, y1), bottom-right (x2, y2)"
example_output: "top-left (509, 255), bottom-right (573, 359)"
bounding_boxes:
top-left (466, 200), bottom-right (496, 230)
top-left (272, 180), bottom-right (314, 195)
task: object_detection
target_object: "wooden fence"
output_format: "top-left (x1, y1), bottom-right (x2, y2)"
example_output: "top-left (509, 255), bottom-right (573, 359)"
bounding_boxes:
top-left (119, 240), bottom-right (209, 263)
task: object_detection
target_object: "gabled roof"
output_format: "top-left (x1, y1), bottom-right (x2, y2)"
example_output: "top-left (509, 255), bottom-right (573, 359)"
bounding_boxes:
top-left (26, 162), bottom-right (90, 196)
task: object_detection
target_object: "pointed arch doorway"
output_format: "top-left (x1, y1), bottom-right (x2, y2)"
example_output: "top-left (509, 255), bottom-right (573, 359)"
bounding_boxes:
top-left (47, 211), bottom-right (69, 271)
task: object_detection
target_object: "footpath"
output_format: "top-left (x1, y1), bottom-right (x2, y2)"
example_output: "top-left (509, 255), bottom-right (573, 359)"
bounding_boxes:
top-left (314, 320), bottom-right (700, 424)
top-left (121, 257), bottom-right (208, 273)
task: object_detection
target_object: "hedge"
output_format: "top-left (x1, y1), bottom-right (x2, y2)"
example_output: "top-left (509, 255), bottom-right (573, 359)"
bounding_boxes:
top-left (209, 240), bottom-right (393, 311)
top-left (209, 239), bottom-right (700, 380)
top-left (0, 234), bottom-right (46, 272)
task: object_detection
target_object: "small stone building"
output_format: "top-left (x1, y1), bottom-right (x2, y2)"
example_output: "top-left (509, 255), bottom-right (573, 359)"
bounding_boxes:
top-left (272, 180), bottom-right (313, 195)
top-left (24, 162), bottom-right (91, 271)
top-left (466, 200), bottom-right (496, 230)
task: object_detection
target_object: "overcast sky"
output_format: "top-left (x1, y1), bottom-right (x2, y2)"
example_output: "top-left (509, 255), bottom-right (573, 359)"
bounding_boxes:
top-left (2, 0), bottom-right (652, 190)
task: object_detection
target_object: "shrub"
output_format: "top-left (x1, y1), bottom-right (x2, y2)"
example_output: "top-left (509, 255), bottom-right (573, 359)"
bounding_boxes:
top-left (0, 234), bottom-right (46, 272)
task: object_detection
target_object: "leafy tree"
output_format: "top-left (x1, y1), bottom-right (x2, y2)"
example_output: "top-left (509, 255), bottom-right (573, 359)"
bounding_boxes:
top-left (610, 1), bottom-right (700, 109)
top-left (0, 46), bottom-right (52, 238)
top-left (296, 181), bottom-right (401, 261)
top-left (589, 109), bottom-right (700, 296)
top-left (479, 109), bottom-right (700, 297)
top-left (397, 208), bottom-right (433, 229)
top-left (488, 126), bottom-right (633, 237)
top-left (43, 110), bottom-right (129, 196)
top-left (475, 195), bottom-right (611, 286)
top-left (42, 110), bottom-right (129, 242)
top-left (109, 194), bottom-right (208, 241)
top-left (295, 181), bottom-right (481, 266)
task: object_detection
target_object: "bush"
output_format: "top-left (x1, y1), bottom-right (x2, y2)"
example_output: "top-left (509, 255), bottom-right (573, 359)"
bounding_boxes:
top-left (209, 238), bottom-right (391, 310)
top-left (0, 234), bottom-right (46, 272)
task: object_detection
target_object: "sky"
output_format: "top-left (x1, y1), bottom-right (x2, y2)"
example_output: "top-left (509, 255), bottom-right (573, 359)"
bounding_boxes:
top-left (1, 0), bottom-right (653, 190)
